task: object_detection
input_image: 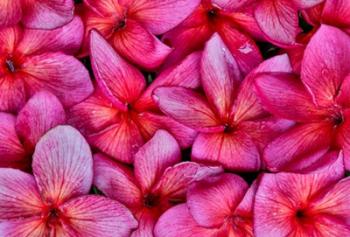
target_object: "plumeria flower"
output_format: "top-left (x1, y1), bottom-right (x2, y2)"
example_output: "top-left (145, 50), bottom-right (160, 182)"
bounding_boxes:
top-left (255, 25), bottom-right (350, 171)
top-left (69, 31), bottom-right (199, 164)
top-left (80, 0), bottom-right (200, 70)
top-left (154, 34), bottom-right (291, 171)
top-left (0, 126), bottom-right (137, 237)
top-left (0, 0), bottom-right (74, 29)
top-left (0, 17), bottom-right (93, 113)
top-left (254, 152), bottom-right (350, 236)
top-left (162, 0), bottom-right (263, 75)
top-left (155, 173), bottom-right (257, 237)
top-left (254, 0), bottom-right (323, 46)
top-left (93, 130), bottom-right (222, 237)
top-left (0, 91), bottom-right (65, 170)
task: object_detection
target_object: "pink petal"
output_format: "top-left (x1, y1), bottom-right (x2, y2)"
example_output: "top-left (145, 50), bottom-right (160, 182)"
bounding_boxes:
top-left (15, 91), bottom-right (66, 151)
top-left (228, 12), bottom-right (265, 40)
top-left (93, 153), bottom-right (142, 207)
top-left (84, 0), bottom-right (123, 16)
top-left (0, 168), bottom-right (42, 220)
top-left (130, 210), bottom-right (157, 237)
top-left (0, 74), bottom-right (26, 113)
top-left (0, 0), bottom-right (21, 27)
top-left (22, 52), bottom-right (93, 108)
top-left (17, 16), bottom-right (84, 55)
top-left (90, 30), bottom-right (146, 110)
top-left (292, 0), bottom-right (324, 9)
top-left (60, 195), bottom-right (137, 237)
top-left (153, 87), bottom-right (222, 132)
top-left (336, 74), bottom-right (350, 108)
top-left (322, 0), bottom-right (350, 27)
top-left (192, 131), bottom-right (261, 172)
top-left (263, 123), bottom-right (333, 172)
top-left (134, 130), bottom-right (181, 193)
top-left (0, 25), bottom-right (21, 53)
top-left (254, 0), bottom-right (299, 46)
top-left (0, 217), bottom-right (46, 237)
top-left (301, 25), bottom-right (350, 106)
top-left (32, 126), bottom-right (93, 205)
top-left (154, 204), bottom-right (221, 237)
top-left (255, 73), bottom-right (327, 122)
top-left (112, 19), bottom-right (172, 70)
top-left (187, 173), bottom-right (248, 228)
top-left (0, 113), bottom-right (26, 167)
top-left (129, 0), bottom-right (201, 34)
top-left (201, 33), bottom-right (241, 119)
top-left (212, 0), bottom-right (254, 11)
top-left (135, 52), bottom-right (201, 111)
top-left (22, 0), bottom-right (74, 29)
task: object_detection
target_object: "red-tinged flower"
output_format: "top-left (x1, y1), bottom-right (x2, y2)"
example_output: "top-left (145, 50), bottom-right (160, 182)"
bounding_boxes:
top-left (68, 31), bottom-right (199, 164)
top-left (254, 0), bottom-right (323, 46)
top-left (154, 173), bottom-right (257, 237)
top-left (0, 91), bottom-right (65, 170)
top-left (162, 0), bottom-right (263, 75)
top-left (80, 0), bottom-right (200, 70)
top-left (0, 17), bottom-right (93, 113)
top-left (254, 152), bottom-right (350, 236)
top-left (0, 0), bottom-right (74, 29)
top-left (0, 126), bottom-right (137, 237)
top-left (255, 25), bottom-right (350, 171)
top-left (154, 34), bottom-right (292, 172)
top-left (93, 130), bottom-right (222, 237)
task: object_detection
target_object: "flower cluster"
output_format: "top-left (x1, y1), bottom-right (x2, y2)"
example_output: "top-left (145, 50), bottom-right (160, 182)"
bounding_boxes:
top-left (1, 0), bottom-right (350, 236)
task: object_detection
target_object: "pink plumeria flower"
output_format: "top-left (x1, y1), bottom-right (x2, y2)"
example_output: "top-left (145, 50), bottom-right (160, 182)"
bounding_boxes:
top-left (93, 130), bottom-right (222, 237)
top-left (0, 0), bottom-right (74, 29)
top-left (155, 173), bottom-right (257, 237)
top-left (80, 0), bottom-right (200, 70)
top-left (255, 25), bottom-right (350, 171)
top-left (254, 152), bottom-right (350, 236)
top-left (69, 31), bottom-right (199, 164)
top-left (254, 0), bottom-right (323, 46)
top-left (162, 0), bottom-right (263, 75)
top-left (0, 91), bottom-right (65, 170)
top-left (154, 34), bottom-right (291, 172)
top-left (0, 126), bottom-right (137, 237)
top-left (0, 17), bottom-right (93, 113)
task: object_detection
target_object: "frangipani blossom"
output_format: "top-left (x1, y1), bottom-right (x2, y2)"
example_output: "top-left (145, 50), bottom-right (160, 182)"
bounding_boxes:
top-left (0, 0), bottom-right (74, 29)
top-left (0, 17), bottom-right (93, 113)
top-left (0, 91), bottom-right (65, 170)
top-left (254, 152), bottom-right (350, 236)
top-left (0, 126), bottom-right (137, 237)
top-left (93, 130), bottom-right (222, 237)
top-left (80, 0), bottom-right (200, 69)
top-left (69, 31), bottom-right (198, 163)
top-left (154, 34), bottom-right (291, 171)
top-left (155, 173), bottom-right (257, 237)
top-left (162, 0), bottom-right (263, 75)
top-left (255, 25), bottom-right (350, 171)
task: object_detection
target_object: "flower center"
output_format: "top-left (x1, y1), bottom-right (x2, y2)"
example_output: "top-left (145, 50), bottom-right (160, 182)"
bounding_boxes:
top-left (143, 194), bottom-right (160, 208)
top-left (114, 18), bottom-right (126, 32)
top-left (295, 209), bottom-right (305, 219)
top-left (5, 58), bottom-right (16, 73)
top-left (332, 113), bottom-right (344, 126)
top-left (224, 123), bottom-right (235, 133)
top-left (207, 7), bottom-right (219, 20)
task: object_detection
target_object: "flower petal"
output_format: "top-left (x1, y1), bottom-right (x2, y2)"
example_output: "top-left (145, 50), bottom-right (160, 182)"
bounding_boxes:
top-left (212, 0), bottom-right (254, 11)
top-left (93, 153), bottom-right (142, 207)
top-left (134, 130), bottom-right (181, 193)
top-left (22, 52), bottom-right (93, 108)
top-left (0, 25), bottom-right (21, 53)
top-left (90, 30), bottom-right (146, 110)
top-left (153, 87), bottom-right (222, 132)
top-left (60, 195), bottom-right (137, 237)
top-left (301, 25), bottom-right (350, 106)
top-left (0, 217), bottom-right (47, 237)
top-left (0, 74), bottom-right (26, 113)
top-left (130, 210), bottom-right (157, 237)
top-left (292, 0), bottom-right (324, 9)
top-left (322, 0), bottom-right (350, 27)
top-left (0, 0), bottom-right (21, 27)
top-left (187, 173), bottom-right (248, 228)
top-left (16, 91), bottom-right (66, 151)
top-left (32, 126), bottom-right (93, 205)
top-left (22, 0), bottom-right (74, 29)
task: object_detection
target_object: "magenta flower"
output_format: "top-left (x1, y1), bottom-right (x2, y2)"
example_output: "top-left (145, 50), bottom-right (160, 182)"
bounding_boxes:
top-left (80, 0), bottom-right (200, 69)
top-left (254, 152), bottom-right (350, 236)
top-left (254, 0), bottom-right (323, 46)
top-left (0, 91), bottom-right (65, 170)
top-left (154, 34), bottom-right (291, 171)
top-left (255, 25), bottom-right (350, 171)
top-left (162, 0), bottom-right (263, 74)
top-left (0, 17), bottom-right (93, 113)
top-left (93, 130), bottom-right (221, 236)
top-left (155, 173), bottom-right (257, 237)
top-left (0, 126), bottom-right (137, 236)
top-left (69, 31), bottom-right (198, 163)
top-left (0, 0), bottom-right (74, 29)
